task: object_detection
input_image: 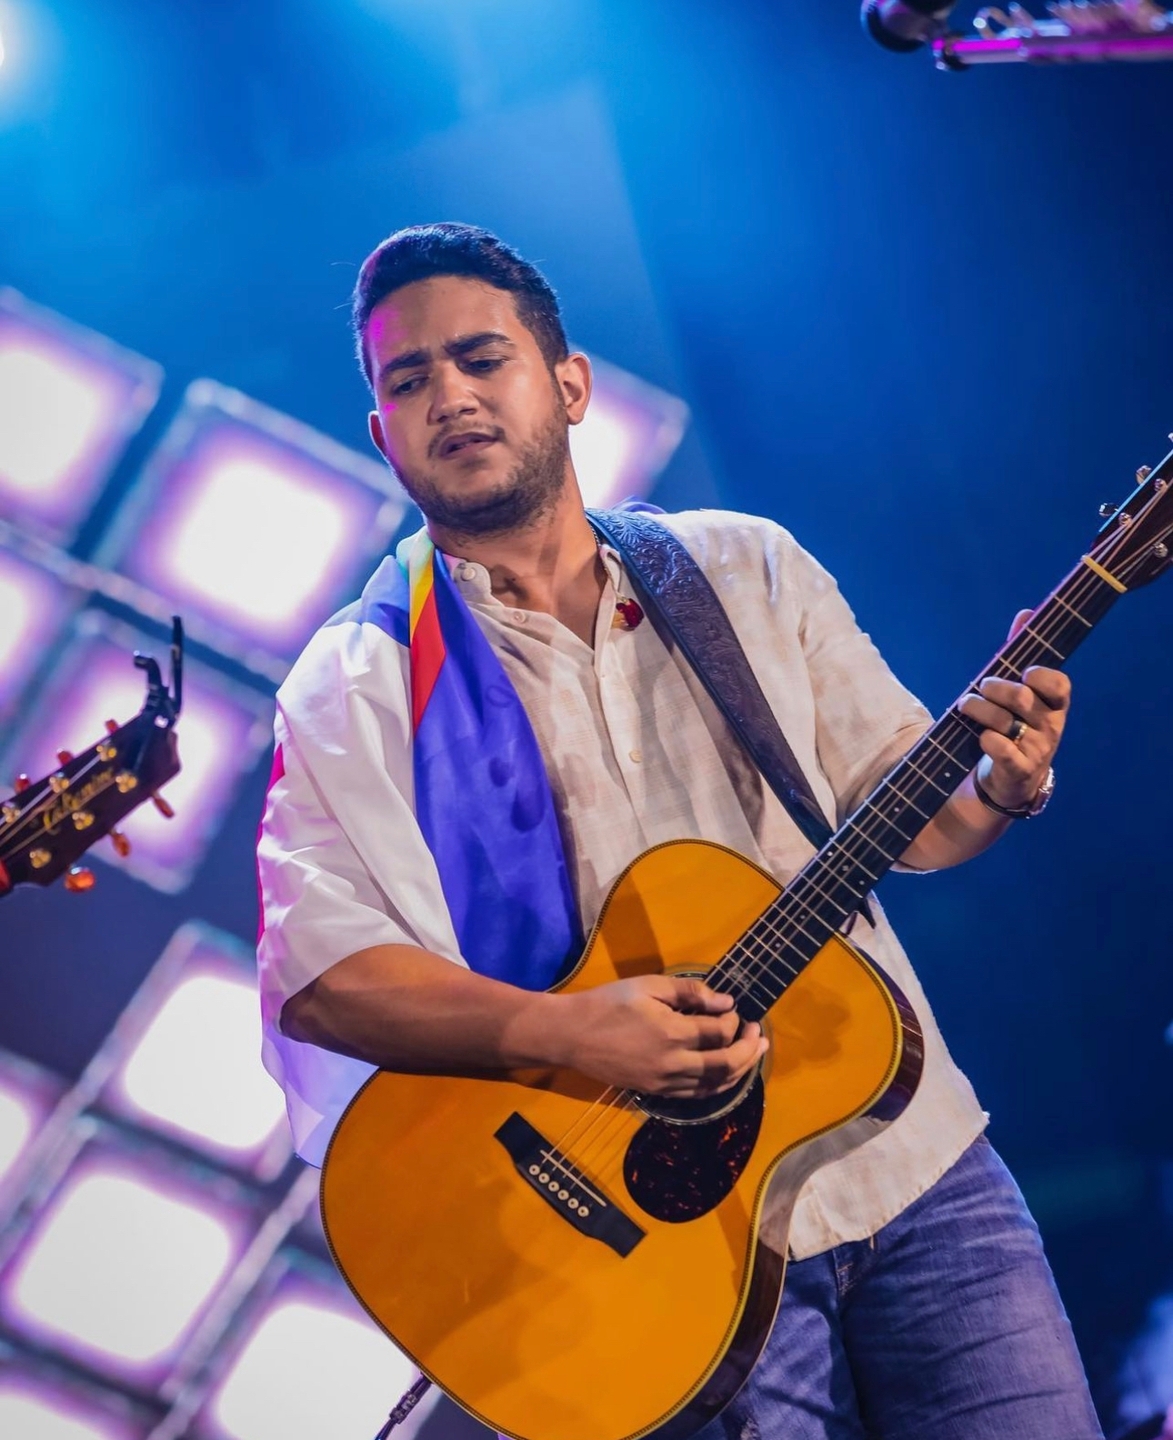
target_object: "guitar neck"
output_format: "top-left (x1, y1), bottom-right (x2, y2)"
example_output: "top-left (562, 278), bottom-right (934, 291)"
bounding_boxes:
top-left (712, 552), bottom-right (1126, 1023)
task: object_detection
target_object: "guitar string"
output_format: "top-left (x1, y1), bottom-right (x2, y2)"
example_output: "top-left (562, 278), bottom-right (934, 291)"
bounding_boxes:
top-left (496, 518), bottom-right (1168, 1203)
top-left (529, 549), bottom-right (1132, 1192)
top-left (535, 536), bottom-right (1156, 1194)
top-left (519, 503), bottom-right (1172, 1195)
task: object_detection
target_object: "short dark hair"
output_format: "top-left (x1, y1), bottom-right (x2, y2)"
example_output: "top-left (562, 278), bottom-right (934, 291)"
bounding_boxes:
top-left (352, 222), bottom-right (569, 386)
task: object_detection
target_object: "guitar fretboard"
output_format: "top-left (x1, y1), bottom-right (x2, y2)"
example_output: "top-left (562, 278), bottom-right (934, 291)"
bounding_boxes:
top-left (708, 555), bottom-right (1124, 1024)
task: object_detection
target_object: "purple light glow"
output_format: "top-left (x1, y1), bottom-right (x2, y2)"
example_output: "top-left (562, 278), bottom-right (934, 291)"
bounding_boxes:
top-left (0, 291), bottom-right (162, 543)
top-left (0, 1082), bottom-right (38, 1199)
top-left (0, 1143), bottom-right (252, 1389)
top-left (0, 1374), bottom-right (144, 1440)
top-left (199, 1268), bottom-right (416, 1440)
top-left (0, 1052), bottom-right (63, 1213)
top-left (102, 381), bottom-right (408, 661)
top-left (1, 614), bottom-right (272, 893)
top-left (569, 356), bottom-right (689, 508)
top-left (0, 546), bottom-right (74, 724)
top-left (102, 927), bottom-right (289, 1174)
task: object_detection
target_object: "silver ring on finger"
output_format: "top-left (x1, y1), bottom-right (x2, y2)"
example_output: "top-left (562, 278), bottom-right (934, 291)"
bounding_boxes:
top-left (1006, 716), bottom-right (1028, 745)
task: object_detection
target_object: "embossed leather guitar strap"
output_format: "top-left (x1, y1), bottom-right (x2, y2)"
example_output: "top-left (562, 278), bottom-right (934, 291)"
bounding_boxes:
top-left (586, 508), bottom-right (835, 853)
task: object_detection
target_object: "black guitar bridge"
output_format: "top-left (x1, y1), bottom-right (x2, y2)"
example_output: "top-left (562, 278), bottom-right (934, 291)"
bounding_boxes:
top-left (493, 1111), bottom-right (645, 1258)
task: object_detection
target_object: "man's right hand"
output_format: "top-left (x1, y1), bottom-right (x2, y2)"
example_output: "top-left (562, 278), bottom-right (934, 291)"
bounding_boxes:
top-left (550, 975), bottom-right (768, 1098)
top-left (283, 947), bottom-right (766, 1098)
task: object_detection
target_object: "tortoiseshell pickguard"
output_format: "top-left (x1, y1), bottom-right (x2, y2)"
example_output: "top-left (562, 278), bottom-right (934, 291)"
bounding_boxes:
top-left (623, 1077), bottom-right (765, 1223)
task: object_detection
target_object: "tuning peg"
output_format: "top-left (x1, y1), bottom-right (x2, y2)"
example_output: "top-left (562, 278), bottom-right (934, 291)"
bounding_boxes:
top-left (56, 749), bottom-right (74, 766)
top-left (1099, 502), bottom-right (1117, 518)
top-left (63, 866), bottom-right (96, 893)
top-left (1138, 466), bottom-right (1152, 483)
top-left (109, 829), bottom-right (131, 858)
top-left (13, 774), bottom-right (29, 793)
top-left (105, 719), bottom-right (118, 735)
top-left (150, 793), bottom-right (175, 819)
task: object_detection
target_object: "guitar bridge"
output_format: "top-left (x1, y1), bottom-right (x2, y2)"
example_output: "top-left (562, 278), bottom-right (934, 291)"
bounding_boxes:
top-left (493, 1112), bottom-right (645, 1258)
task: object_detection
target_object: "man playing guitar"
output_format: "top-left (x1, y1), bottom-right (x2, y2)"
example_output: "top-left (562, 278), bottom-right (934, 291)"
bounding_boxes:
top-left (257, 223), bottom-right (1099, 1439)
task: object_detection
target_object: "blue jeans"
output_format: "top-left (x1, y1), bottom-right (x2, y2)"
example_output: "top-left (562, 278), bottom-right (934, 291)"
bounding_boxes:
top-left (693, 1136), bottom-right (1103, 1440)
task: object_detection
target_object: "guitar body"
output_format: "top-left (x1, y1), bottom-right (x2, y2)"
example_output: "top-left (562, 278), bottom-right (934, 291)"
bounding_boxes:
top-left (321, 839), bottom-right (924, 1440)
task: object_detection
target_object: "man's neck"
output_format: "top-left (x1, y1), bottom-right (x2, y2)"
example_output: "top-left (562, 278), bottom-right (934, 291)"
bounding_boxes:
top-left (428, 485), bottom-right (606, 646)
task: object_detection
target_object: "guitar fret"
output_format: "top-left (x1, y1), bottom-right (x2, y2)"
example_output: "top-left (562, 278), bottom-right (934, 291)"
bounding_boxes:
top-left (1020, 624), bottom-right (1064, 661)
top-left (1051, 592), bottom-right (1093, 628)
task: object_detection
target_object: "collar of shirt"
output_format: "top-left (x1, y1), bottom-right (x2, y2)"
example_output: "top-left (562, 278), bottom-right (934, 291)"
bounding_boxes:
top-left (443, 545), bottom-right (627, 610)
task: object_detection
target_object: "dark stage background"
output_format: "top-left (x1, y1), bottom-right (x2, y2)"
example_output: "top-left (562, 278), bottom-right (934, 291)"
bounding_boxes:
top-left (1, 1), bottom-right (1171, 1435)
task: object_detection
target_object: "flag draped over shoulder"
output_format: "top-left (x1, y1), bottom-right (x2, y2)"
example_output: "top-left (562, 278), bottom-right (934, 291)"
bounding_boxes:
top-left (360, 529), bottom-right (581, 992)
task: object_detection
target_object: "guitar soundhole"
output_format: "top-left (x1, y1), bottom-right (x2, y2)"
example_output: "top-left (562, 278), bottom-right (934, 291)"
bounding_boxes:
top-left (624, 1076), bottom-right (764, 1223)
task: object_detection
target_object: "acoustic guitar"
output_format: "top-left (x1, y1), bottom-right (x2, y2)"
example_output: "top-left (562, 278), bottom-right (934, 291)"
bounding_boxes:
top-left (321, 450), bottom-right (1173, 1440)
top-left (0, 621), bottom-right (183, 899)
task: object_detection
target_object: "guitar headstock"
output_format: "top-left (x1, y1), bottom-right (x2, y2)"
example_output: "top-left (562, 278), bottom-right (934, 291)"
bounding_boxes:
top-left (1090, 440), bottom-right (1173, 591)
top-left (0, 619), bottom-right (184, 898)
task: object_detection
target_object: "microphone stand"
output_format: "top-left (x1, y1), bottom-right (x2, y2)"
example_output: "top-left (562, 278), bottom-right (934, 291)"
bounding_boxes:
top-left (933, 1), bottom-right (1173, 67)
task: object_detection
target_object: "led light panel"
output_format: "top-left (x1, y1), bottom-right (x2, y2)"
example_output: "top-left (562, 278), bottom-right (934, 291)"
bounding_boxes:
top-left (99, 380), bottom-right (408, 661)
top-left (201, 1276), bottom-right (415, 1440)
top-left (0, 1052), bottom-right (64, 1215)
top-left (0, 613), bottom-right (273, 893)
top-left (100, 925), bottom-right (288, 1173)
top-left (0, 1376), bottom-right (142, 1440)
top-left (0, 290), bottom-right (162, 543)
top-left (0, 548), bottom-right (73, 723)
top-left (0, 1144), bottom-right (250, 1388)
top-left (0, 1086), bottom-right (35, 1194)
top-left (570, 356), bottom-right (689, 509)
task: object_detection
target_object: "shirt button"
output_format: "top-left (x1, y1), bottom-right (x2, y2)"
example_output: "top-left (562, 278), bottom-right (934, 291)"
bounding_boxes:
top-left (457, 564), bottom-right (476, 581)
top-left (629, 749), bottom-right (642, 764)
top-left (511, 609), bottom-right (527, 623)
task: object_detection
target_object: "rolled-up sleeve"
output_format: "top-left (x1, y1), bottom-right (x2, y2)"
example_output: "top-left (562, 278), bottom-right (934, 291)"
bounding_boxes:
top-left (256, 614), bottom-right (464, 1165)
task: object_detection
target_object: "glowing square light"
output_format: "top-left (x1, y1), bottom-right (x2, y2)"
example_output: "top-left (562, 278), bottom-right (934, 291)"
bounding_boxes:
top-left (0, 1376), bottom-right (142, 1440)
top-left (0, 1053), bottom-right (63, 1212)
top-left (1, 614), bottom-right (272, 893)
top-left (115, 969), bottom-right (287, 1162)
top-left (0, 290), bottom-right (162, 542)
top-left (0, 1150), bottom-right (245, 1385)
top-left (101, 380), bottom-right (408, 661)
top-left (205, 1283), bottom-right (415, 1440)
top-left (0, 544), bottom-right (76, 723)
top-left (0, 1084), bottom-right (36, 1191)
top-left (570, 356), bottom-right (689, 509)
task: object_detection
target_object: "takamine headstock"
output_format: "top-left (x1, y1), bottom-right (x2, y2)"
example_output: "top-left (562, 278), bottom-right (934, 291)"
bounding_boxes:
top-left (0, 619), bottom-right (185, 898)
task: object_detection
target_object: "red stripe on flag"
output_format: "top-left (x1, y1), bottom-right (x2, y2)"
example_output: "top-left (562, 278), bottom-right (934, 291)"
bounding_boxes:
top-left (411, 587), bottom-right (446, 731)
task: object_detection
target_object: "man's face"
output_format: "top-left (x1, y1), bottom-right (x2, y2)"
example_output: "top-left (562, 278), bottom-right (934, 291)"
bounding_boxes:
top-left (365, 275), bottom-right (585, 538)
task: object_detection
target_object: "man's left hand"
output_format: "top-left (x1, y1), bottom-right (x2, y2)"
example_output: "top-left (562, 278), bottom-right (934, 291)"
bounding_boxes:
top-left (957, 609), bottom-right (1071, 811)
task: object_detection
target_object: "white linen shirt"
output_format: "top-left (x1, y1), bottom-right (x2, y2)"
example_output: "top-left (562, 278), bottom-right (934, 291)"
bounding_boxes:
top-left (256, 508), bottom-right (987, 1260)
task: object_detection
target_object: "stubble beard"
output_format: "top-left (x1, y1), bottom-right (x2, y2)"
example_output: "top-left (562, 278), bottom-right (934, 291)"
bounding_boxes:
top-left (395, 409), bottom-right (571, 543)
